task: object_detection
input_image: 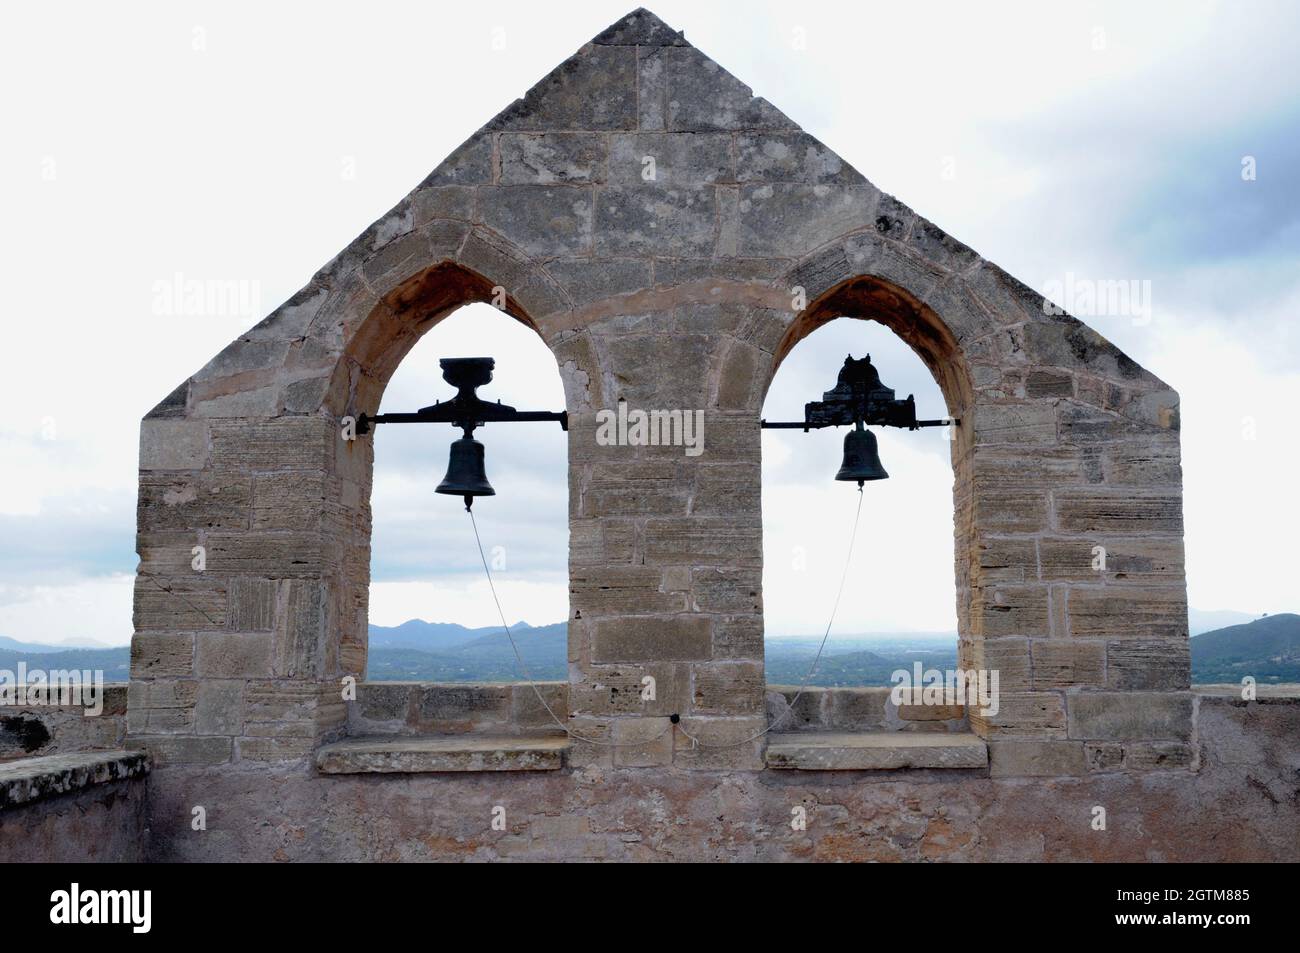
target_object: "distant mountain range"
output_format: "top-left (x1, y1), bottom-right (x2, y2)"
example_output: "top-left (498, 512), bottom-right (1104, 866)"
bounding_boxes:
top-left (365, 620), bottom-right (567, 681)
top-left (1, 613), bottom-right (1295, 687)
top-left (0, 646), bottom-right (131, 681)
top-left (1189, 608), bottom-right (1258, 636)
top-left (0, 636), bottom-right (114, 653)
top-left (1189, 613), bottom-right (1300, 683)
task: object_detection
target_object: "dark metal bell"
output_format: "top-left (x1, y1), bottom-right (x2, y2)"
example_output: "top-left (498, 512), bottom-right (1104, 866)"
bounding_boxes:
top-left (835, 423), bottom-right (888, 486)
top-left (436, 436), bottom-right (495, 508)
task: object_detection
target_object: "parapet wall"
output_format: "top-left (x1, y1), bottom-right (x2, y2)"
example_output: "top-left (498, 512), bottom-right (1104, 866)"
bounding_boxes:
top-left (0, 685), bottom-right (128, 762)
top-left (135, 692), bottom-right (1296, 862)
top-left (0, 684), bottom-right (1294, 861)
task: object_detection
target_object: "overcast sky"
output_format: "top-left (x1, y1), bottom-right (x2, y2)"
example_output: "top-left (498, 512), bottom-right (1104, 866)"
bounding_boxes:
top-left (2, 1), bottom-right (1297, 646)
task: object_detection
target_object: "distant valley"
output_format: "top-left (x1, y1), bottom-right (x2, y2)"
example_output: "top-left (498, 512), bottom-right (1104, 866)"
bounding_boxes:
top-left (2, 613), bottom-right (1296, 688)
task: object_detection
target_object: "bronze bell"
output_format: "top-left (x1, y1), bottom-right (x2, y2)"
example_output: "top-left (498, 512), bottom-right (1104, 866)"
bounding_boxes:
top-left (436, 436), bottom-right (495, 509)
top-left (835, 421), bottom-right (889, 486)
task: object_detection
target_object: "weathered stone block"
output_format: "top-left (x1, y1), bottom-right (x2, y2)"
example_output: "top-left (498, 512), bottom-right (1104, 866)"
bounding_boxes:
top-left (355, 682), bottom-right (415, 725)
top-left (273, 579), bottom-right (326, 678)
top-left (1106, 639), bottom-right (1190, 690)
top-left (975, 584), bottom-right (1049, 637)
top-left (971, 692), bottom-right (1066, 737)
top-left (643, 519), bottom-right (762, 567)
top-left (691, 660), bottom-right (764, 715)
top-left (130, 633), bottom-right (194, 678)
top-left (228, 577), bottom-right (275, 631)
top-left (988, 739), bottom-right (1087, 777)
top-left (973, 403), bottom-right (1057, 446)
top-left (571, 662), bottom-right (687, 716)
top-left (591, 616), bottom-right (712, 662)
top-left (194, 680), bottom-right (244, 735)
top-left (611, 716), bottom-right (674, 767)
top-left (767, 686), bottom-right (827, 730)
top-left (411, 185), bottom-right (474, 225)
top-left (1054, 491), bottom-right (1183, 535)
top-left (1067, 692), bottom-right (1193, 741)
top-left (499, 133), bottom-right (607, 184)
top-left (594, 187), bottom-right (717, 256)
top-left (251, 472), bottom-right (326, 531)
top-left (1103, 442), bottom-right (1182, 484)
top-left (477, 186), bottom-right (593, 257)
top-left (963, 636), bottom-right (1031, 692)
top-left (1067, 587), bottom-right (1188, 639)
top-left (493, 44), bottom-right (637, 131)
top-left (582, 479), bottom-right (691, 519)
top-left (976, 537), bottom-right (1037, 583)
top-left (205, 534), bottom-right (325, 577)
top-left (208, 418), bottom-right (332, 472)
top-left (692, 568), bottom-right (762, 614)
top-left (510, 682), bottom-right (569, 728)
top-left (547, 258), bottom-right (652, 310)
top-left (735, 132), bottom-right (864, 184)
top-left (569, 566), bottom-right (683, 616)
top-left (826, 688), bottom-right (892, 730)
top-left (1030, 639), bottom-right (1105, 689)
top-left (608, 133), bottom-right (732, 186)
top-left (413, 685), bottom-right (511, 731)
top-left (766, 731), bottom-right (987, 770)
top-left (137, 474), bottom-right (250, 531)
top-left (735, 184), bottom-right (876, 258)
top-left (638, 45), bottom-right (793, 132)
top-left (1120, 741), bottom-right (1194, 770)
top-left (569, 519), bottom-right (635, 565)
top-left (897, 702), bottom-right (966, 722)
top-left (712, 616), bottom-right (764, 660)
top-left (136, 735), bottom-right (232, 766)
top-left (315, 735), bottom-right (567, 773)
top-left (237, 736), bottom-right (317, 761)
top-left (139, 420), bottom-right (207, 470)
top-left (674, 716), bottom-right (765, 770)
top-left (195, 633), bottom-right (273, 678)
top-left (1025, 369), bottom-right (1074, 398)
top-left (975, 489), bottom-right (1049, 534)
top-left (133, 578), bottom-right (226, 632)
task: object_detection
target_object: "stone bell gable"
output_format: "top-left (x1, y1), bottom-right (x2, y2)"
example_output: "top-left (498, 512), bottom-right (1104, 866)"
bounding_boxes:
top-left (133, 4), bottom-right (1188, 782)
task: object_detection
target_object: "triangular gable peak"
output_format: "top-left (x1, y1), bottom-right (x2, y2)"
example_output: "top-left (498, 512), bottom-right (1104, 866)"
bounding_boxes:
top-left (156, 7), bottom-right (1172, 430)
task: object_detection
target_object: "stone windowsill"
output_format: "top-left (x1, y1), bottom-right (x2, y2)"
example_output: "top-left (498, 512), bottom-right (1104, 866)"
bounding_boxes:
top-left (316, 734), bottom-right (569, 774)
top-left (0, 749), bottom-right (151, 811)
top-left (765, 731), bottom-right (988, 770)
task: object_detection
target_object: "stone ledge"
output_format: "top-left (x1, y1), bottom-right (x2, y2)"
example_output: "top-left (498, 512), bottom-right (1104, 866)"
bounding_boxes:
top-left (315, 735), bottom-right (569, 774)
top-left (0, 750), bottom-right (151, 811)
top-left (765, 732), bottom-right (988, 770)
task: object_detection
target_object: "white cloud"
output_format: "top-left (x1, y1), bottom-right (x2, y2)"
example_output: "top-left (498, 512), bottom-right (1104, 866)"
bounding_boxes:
top-left (0, 576), bottom-right (134, 647)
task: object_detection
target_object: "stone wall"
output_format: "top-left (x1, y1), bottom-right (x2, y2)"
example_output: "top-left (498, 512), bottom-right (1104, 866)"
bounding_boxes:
top-left (349, 682), bottom-right (567, 736)
top-left (138, 693), bottom-right (1298, 862)
top-left (0, 778), bottom-right (150, 862)
top-left (128, 10), bottom-right (1190, 780)
top-left (0, 685), bottom-right (128, 762)
top-left (0, 751), bottom-right (151, 862)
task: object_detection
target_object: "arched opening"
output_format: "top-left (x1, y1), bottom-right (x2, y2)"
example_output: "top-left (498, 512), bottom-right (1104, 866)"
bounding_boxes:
top-left (761, 274), bottom-right (978, 735)
top-left (762, 319), bottom-right (958, 686)
top-left (364, 302), bottom-right (569, 683)
top-left (319, 260), bottom-right (573, 741)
